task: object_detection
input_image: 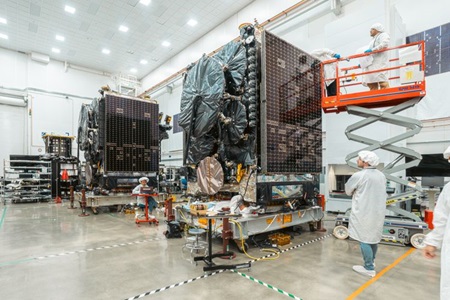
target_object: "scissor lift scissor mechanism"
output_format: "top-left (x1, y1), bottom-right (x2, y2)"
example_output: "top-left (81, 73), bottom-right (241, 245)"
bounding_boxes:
top-left (321, 41), bottom-right (428, 248)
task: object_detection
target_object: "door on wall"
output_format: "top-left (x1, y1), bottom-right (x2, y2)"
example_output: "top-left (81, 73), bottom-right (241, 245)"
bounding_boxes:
top-left (0, 102), bottom-right (27, 176)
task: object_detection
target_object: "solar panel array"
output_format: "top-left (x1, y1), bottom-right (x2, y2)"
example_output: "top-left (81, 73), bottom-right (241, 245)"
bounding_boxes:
top-left (104, 94), bottom-right (159, 172)
top-left (262, 31), bottom-right (322, 174)
top-left (407, 22), bottom-right (450, 76)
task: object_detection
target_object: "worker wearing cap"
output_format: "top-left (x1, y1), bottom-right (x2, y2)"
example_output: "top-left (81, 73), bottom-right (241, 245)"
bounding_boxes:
top-left (363, 23), bottom-right (391, 90)
top-left (132, 177), bottom-right (157, 214)
top-left (423, 146), bottom-right (450, 299)
top-left (310, 48), bottom-right (341, 96)
top-left (345, 150), bottom-right (387, 277)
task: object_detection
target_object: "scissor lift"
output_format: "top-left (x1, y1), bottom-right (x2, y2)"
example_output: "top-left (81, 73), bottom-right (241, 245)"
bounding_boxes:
top-left (320, 41), bottom-right (428, 248)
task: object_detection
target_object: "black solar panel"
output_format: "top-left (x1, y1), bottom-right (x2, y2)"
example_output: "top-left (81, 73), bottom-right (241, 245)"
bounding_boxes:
top-left (104, 94), bottom-right (159, 172)
top-left (261, 31), bottom-right (322, 174)
top-left (407, 22), bottom-right (450, 77)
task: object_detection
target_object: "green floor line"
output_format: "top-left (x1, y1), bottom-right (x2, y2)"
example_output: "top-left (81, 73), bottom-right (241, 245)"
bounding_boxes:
top-left (0, 257), bottom-right (35, 267)
top-left (232, 270), bottom-right (302, 300)
top-left (0, 206), bottom-right (7, 230)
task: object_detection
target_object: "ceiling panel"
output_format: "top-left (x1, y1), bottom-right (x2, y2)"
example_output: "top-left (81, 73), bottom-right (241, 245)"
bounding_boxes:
top-left (0, 0), bottom-right (255, 79)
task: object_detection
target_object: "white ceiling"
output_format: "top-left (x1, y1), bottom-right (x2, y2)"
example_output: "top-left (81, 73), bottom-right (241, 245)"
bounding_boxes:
top-left (0, 0), bottom-right (255, 79)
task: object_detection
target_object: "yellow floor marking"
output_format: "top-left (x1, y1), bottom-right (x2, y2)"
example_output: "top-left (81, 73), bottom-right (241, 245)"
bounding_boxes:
top-left (346, 247), bottom-right (416, 300)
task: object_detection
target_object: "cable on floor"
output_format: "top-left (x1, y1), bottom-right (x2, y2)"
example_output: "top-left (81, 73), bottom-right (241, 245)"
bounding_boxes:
top-left (230, 219), bottom-right (280, 260)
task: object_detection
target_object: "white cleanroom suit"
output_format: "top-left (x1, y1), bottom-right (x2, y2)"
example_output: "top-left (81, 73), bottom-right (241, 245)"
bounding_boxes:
top-left (364, 24), bottom-right (390, 84)
top-left (310, 48), bottom-right (339, 86)
top-left (345, 167), bottom-right (387, 243)
top-left (424, 146), bottom-right (450, 299)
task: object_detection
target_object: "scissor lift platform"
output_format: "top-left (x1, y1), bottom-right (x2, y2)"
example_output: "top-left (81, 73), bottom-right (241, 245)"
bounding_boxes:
top-left (321, 41), bottom-right (426, 113)
top-left (322, 82), bottom-right (425, 113)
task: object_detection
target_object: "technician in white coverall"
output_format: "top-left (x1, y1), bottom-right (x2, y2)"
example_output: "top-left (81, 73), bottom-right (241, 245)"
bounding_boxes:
top-left (363, 23), bottom-right (391, 90)
top-left (423, 146), bottom-right (450, 299)
top-left (345, 151), bottom-right (387, 277)
top-left (310, 48), bottom-right (341, 96)
top-left (132, 177), bottom-right (157, 214)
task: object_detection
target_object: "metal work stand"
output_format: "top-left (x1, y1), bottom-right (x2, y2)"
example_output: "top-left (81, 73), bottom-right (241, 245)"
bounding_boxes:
top-left (344, 98), bottom-right (423, 189)
top-left (133, 194), bottom-right (159, 225)
top-left (78, 189), bottom-right (90, 217)
top-left (68, 186), bottom-right (76, 209)
top-left (193, 215), bottom-right (251, 272)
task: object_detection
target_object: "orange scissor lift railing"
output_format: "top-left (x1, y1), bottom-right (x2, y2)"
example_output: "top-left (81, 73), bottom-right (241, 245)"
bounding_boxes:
top-left (321, 41), bottom-right (426, 114)
top-left (321, 41), bottom-right (426, 191)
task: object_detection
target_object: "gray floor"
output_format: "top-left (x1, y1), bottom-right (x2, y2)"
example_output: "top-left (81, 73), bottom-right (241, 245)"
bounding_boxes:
top-left (0, 201), bottom-right (441, 300)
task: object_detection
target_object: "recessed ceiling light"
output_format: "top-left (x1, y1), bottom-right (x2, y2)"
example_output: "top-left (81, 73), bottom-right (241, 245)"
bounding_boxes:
top-left (162, 41), bottom-right (170, 47)
top-left (65, 5), bottom-right (76, 14)
top-left (0, 17), bottom-right (7, 25)
top-left (52, 48), bottom-right (61, 53)
top-left (0, 33), bottom-right (8, 39)
top-left (55, 35), bottom-right (65, 41)
top-left (139, 0), bottom-right (151, 5)
top-left (102, 48), bottom-right (110, 54)
top-left (187, 19), bottom-right (198, 27)
top-left (119, 25), bottom-right (129, 32)
top-left (130, 68), bottom-right (137, 73)
top-left (140, 59), bottom-right (148, 65)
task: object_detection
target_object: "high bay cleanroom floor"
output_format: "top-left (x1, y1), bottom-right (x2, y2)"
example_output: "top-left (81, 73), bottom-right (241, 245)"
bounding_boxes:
top-left (0, 202), bottom-right (440, 300)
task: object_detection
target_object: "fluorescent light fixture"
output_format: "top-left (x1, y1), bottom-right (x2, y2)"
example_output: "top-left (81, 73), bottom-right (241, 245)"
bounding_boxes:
top-left (102, 48), bottom-right (110, 54)
top-left (187, 19), bottom-right (197, 27)
top-left (119, 25), bottom-right (129, 32)
top-left (162, 41), bottom-right (170, 47)
top-left (130, 68), bottom-right (137, 73)
top-left (140, 0), bottom-right (151, 5)
top-left (140, 59), bottom-right (148, 65)
top-left (65, 5), bottom-right (76, 14)
top-left (55, 35), bottom-right (65, 41)
top-left (52, 47), bottom-right (61, 53)
top-left (0, 17), bottom-right (7, 24)
top-left (0, 33), bottom-right (8, 39)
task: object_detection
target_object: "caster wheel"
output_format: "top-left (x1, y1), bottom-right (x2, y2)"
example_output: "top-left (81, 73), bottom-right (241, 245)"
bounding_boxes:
top-left (234, 240), bottom-right (249, 253)
top-left (333, 225), bottom-right (349, 240)
top-left (410, 233), bottom-right (426, 249)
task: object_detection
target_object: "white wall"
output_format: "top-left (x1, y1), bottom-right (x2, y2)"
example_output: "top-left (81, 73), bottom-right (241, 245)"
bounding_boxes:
top-left (28, 92), bottom-right (92, 155)
top-left (0, 47), bottom-right (114, 173)
top-left (0, 104), bottom-right (26, 175)
top-left (0, 47), bottom-right (28, 87)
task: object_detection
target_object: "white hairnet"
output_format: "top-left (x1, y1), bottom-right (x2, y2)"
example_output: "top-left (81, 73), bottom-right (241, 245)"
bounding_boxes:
top-left (444, 146), bottom-right (450, 160)
top-left (358, 150), bottom-right (380, 167)
top-left (371, 23), bottom-right (385, 32)
top-left (139, 177), bottom-right (149, 183)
